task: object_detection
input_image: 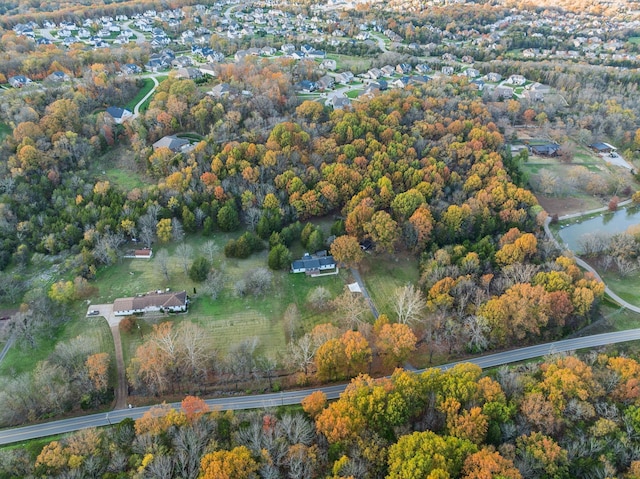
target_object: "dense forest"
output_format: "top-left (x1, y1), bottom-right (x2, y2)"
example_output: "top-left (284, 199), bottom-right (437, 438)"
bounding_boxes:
top-left (4, 352), bottom-right (640, 478)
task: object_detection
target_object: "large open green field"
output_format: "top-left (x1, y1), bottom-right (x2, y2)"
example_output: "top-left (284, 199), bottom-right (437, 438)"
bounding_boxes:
top-left (89, 145), bottom-right (154, 191)
top-left (325, 53), bottom-right (372, 73)
top-left (96, 231), bottom-right (348, 362)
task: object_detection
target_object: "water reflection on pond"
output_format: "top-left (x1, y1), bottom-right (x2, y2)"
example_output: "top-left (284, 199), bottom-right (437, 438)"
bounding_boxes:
top-left (557, 206), bottom-right (640, 253)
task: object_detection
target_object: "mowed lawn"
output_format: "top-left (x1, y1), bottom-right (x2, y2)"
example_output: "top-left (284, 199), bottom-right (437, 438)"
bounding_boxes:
top-left (360, 253), bottom-right (420, 319)
top-left (124, 77), bottom-right (156, 112)
top-left (95, 232), bottom-right (348, 361)
top-left (600, 271), bottom-right (640, 308)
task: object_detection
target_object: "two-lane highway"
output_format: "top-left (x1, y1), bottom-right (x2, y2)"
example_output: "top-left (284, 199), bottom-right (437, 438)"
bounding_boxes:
top-left (2, 329), bottom-right (640, 445)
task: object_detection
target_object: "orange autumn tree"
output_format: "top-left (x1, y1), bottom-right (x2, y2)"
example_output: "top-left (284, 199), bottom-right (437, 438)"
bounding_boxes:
top-left (181, 395), bottom-right (210, 422)
top-left (462, 447), bottom-right (522, 479)
top-left (86, 352), bottom-right (110, 392)
top-left (375, 322), bottom-right (417, 369)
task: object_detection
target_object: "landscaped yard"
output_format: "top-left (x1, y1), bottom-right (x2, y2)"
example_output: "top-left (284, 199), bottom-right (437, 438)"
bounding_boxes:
top-left (517, 135), bottom-right (635, 217)
top-left (346, 89), bottom-right (363, 99)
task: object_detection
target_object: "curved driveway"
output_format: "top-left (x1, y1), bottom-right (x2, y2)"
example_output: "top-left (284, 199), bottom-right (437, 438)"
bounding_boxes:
top-left (2, 328), bottom-right (640, 445)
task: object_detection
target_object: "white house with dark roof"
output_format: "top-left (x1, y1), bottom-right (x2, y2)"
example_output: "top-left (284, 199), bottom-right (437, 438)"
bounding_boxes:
top-left (291, 252), bottom-right (336, 274)
top-left (113, 290), bottom-right (188, 316)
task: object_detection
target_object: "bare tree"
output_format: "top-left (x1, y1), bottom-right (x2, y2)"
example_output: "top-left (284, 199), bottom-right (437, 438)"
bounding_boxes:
top-left (155, 249), bottom-right (170, 281)
top-left (194, 207), bottom-right (207, 229)
top-left (177, 322), bottom-right (212, 386)
top-left (176, 243), bottom-right (194, 275)
top-left (287, 334), bottom-right (316, 376)
top-left (255, 354), bottom-right (278, 390)
top-left (393, 284), bottom-right (426, 325)
top-left (93, 231), bottom-right (125, 265)
top-left (463, 315), bottom-right (490, 352)
top-left (202, 269), bottom-right (225, 300)
top-left (332, 287), bottom-right (370, 330)
top-left (144, 454), bottom-right (174, 479)
top-left (200, 240), bottom-right (219, 265)
top-left (172, 420), bottom-right (216, 479)
top-left (244, 267), bottom-right (274, 297)
top-left (226, 337), bottom-right (259, 389)
top-left (501, 263), bottom-right (540, 287)
top-left (172, 218), bottom-right (185, 243)
top-left (284, 303), bottom-right (301, 342)
top-left (615, 256), bottom-right (638, 277)
top-left (306, 286), bottom-right (331, 311)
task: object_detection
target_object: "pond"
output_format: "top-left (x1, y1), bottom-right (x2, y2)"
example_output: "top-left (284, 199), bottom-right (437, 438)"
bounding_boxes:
top-left (557, 206), bottom-right (640, 252)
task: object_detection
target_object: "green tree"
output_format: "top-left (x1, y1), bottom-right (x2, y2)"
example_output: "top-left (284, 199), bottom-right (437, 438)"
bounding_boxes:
top-left (189, 256), bottom-right (211, 282)
top-left (387, 431), bottom-right (477, 479)
top-left (268, 244), bottom-right (292, 270)
top-left (217, 203), bottom-right (240, 232)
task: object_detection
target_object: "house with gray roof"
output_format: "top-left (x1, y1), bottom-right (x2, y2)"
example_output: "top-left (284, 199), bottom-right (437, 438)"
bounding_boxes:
top-left (291, 253), bottom-right (336, 274)
top-left (152, 135), bottom-right (190, 152)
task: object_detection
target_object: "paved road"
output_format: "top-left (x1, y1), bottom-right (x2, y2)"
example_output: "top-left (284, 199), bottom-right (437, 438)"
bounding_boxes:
top-left (3, 328), bottom-right (640, 445)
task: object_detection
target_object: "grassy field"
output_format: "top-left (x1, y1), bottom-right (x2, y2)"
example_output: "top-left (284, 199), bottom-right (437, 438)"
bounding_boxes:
top-left (346, 89), bottom-right (363, 99)
top-left (124, 78), bottom-right (156, 111)
top-left (0, 122), bottom-right (11, 143)
top-left (600, 271), bottom-right (640, 308)
top-left (0, 309), bottom-right (114, 377)
top-left (361, 253), bottom-right (420, 318)
top-left (325, 53), bottom-right (372, 73)
top-left (96, 231), bottom-right (348, 362)
top-left (88, 145), bottom-right (153, 192)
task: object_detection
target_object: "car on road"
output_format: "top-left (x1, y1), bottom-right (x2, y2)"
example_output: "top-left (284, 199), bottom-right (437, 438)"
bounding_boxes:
top-left (87, 310), bottom-right (100, 316)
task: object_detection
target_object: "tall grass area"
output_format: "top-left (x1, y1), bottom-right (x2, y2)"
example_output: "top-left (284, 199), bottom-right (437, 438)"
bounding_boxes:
top-left (96, 232), bottom-right (348, 362)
